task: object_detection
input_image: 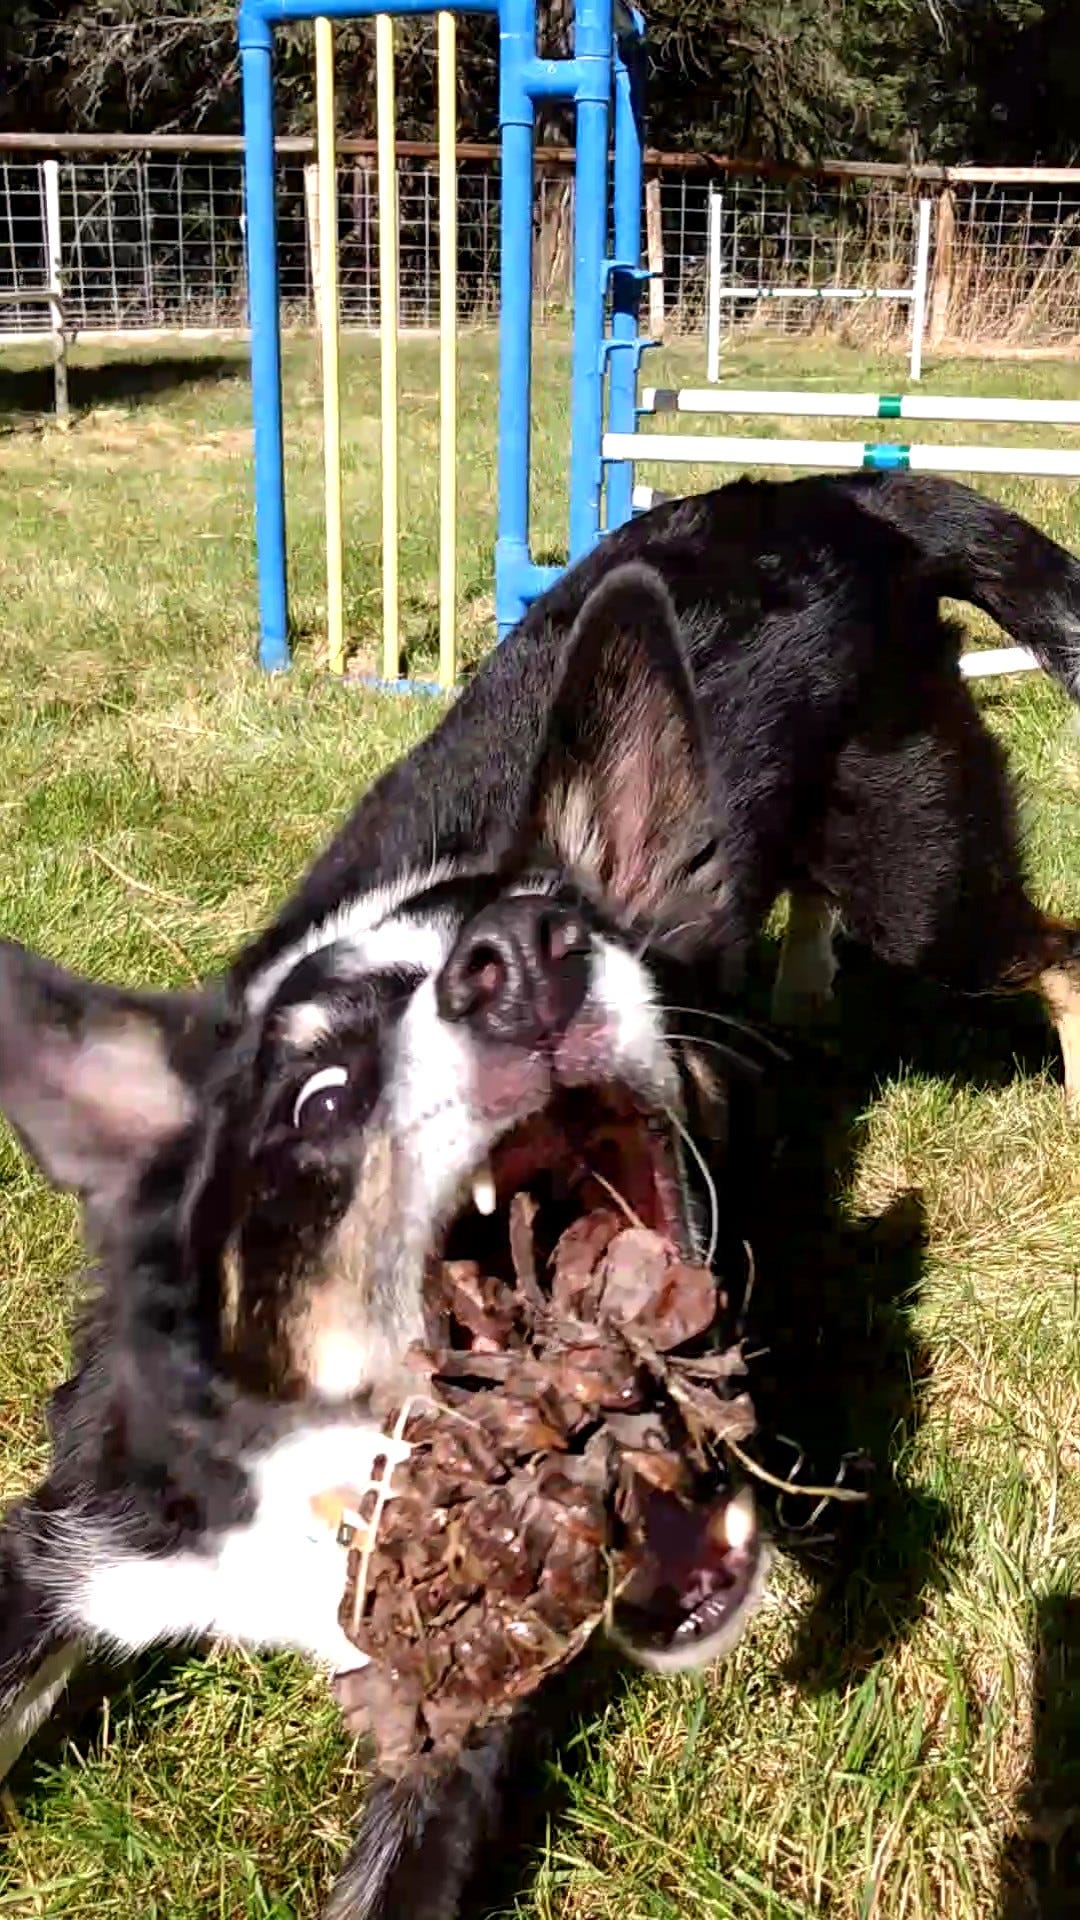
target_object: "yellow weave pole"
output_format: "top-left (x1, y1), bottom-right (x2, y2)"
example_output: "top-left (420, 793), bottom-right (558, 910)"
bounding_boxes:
top-left (315, 17), bottom-right (345, 675)
top-left (376, 13), bottom-right (400, 683)
top-left (437, 12), bottom-right (457, 691)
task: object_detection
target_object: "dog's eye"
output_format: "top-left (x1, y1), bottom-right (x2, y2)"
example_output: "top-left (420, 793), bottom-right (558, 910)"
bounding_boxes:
top-left (292, 1064), bottom-right (350, 1131)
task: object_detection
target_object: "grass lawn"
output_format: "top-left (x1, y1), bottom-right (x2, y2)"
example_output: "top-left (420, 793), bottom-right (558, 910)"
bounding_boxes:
top-left (2, 328), bottom-right (1080, 1916)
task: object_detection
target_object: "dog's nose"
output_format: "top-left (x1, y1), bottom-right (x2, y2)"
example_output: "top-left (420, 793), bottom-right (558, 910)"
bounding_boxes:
top-left (437, 898), bottom-right (590, 1046)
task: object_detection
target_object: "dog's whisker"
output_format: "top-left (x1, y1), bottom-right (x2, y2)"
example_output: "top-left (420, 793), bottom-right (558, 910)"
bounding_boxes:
top-left (736, 1237), bottom-right (756, 1338)
top-left (658, 1004), bottom-right (791, 1061)
top-left (662, 1100), bottom-right (719, 1270)
top-left (660, 1029), bottom-right (765, 1080)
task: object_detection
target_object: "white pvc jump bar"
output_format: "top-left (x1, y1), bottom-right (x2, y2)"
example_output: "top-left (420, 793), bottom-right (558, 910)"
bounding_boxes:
top-left (605, 432), bottom-right (1080, 480)
top-left (708, 287), bottom-right (913, 303)
top-left (641, 389), bottom-right (1080, 427)
top-left (959, 647), bottom-right (1039, 677)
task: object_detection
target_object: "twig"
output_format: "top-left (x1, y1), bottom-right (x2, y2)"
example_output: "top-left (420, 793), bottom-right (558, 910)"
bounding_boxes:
top-left (350, 1397), bottom-right (419, 1635)
top-left (736, 1237), bottom-right (756, 1336)
top-left (724, 1433), bottom-right (869, 1505)
top-left (127, 907), bottom-right (201, 985)
top-left (586, 1166), bottom-right (650, 1234)
top-left (90, 844), bottom-right (190, 908)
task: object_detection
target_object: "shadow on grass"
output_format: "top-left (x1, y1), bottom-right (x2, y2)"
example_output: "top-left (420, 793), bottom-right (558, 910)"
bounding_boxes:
top-left (754, 939), bottom-right (1060, 1699)
top-left (998, 1593), bottom-right (1080, 1919)
top-left (0, 353), bottom-right (244, 423)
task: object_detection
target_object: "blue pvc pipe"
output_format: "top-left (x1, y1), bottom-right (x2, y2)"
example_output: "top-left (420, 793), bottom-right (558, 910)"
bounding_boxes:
top-left (512, 560), bottom-right (562, 602)
top-left (243, 0), bottom-right (496, 21)
top-left (520, 57), bottom-right (592, 97)
top-left (605, 25), bottom-right (644, 531)
top-left (494, 0), bottom-right (536, 639)
top-left (240, 16), bottom-right (290, 671)
top-left (567, 0), bottom-right (612, 563)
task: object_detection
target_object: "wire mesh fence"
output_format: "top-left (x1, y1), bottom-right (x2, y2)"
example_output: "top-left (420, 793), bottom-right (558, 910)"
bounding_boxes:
top-left (0, 161), bottom-right (51, 330)
top-left (942, 184), bottom-right (1080, 344)
top-left (1, 146), bottom-right (1079, 348)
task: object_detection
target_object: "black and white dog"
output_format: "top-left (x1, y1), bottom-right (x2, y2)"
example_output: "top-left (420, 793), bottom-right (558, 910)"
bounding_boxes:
top-left (3, 471), bottom-right (1080, 1918)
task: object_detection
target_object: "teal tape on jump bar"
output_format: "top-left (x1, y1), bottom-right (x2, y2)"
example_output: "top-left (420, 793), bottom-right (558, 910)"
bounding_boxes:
top-left (877, 395), bottom-right (903, 419)
top-left (862, 442), bottom-right (910, 471)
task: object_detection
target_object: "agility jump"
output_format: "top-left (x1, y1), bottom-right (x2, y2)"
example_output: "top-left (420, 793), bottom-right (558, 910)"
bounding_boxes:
top-left (239, 0), bottom-right (1078, 687)
top-left (239, 0), bottom-right (646, 680)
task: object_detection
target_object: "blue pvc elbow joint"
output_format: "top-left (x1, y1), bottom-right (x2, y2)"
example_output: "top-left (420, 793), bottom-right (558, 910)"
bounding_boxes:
top-left (238, 0), bottom-right (272, 49)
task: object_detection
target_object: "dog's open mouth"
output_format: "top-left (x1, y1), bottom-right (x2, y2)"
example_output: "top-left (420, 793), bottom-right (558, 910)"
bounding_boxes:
top-left (610, 1479), bottom-right (767, 1671)
top-left (443, 1084), bottom-right (686, 1274)
top-left (436, 1084), bottom-right (766, 1671)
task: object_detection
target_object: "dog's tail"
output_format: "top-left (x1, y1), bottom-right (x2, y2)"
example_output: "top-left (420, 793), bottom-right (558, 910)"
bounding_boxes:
top-left (322, 1722), bottom-right (513, 1920)
top-left (853, 472), bottom-right (1080, 700)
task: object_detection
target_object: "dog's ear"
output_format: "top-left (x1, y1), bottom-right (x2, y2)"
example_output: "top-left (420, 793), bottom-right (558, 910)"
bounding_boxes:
top-left (0, 940), bottom-right (222, 1220)
top-left (523, 562), bottom-right (726, 945)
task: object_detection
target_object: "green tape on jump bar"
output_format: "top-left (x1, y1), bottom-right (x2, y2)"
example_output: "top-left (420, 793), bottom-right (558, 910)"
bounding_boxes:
top-left (862, 443), bottom-right (910, 471)
top-left (877, 395), bottom-right (903, 419)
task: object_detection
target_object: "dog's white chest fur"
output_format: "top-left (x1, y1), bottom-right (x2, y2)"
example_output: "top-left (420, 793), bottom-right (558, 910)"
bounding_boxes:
top-left (72, 1419), bottom-right (409, 1674)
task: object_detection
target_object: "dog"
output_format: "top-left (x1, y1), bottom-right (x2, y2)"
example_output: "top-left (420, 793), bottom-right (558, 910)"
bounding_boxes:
top-left (2, 471), bottom-right (1080, 1919)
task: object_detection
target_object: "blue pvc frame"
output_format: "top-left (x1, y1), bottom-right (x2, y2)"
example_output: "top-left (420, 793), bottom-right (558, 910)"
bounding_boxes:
top-left (605, 7), bottom-right (648, 534)
top-left (239, 0), bottom-right (647, 670)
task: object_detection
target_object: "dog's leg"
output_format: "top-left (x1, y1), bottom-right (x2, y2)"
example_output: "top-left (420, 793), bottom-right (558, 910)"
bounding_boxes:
top-left (0, 1493), bottom-right (85, 1784)
top-left (0, 1640), bottom-right (83, 1783)
top-left (771, 890), bottom-right (838, 1027)
top-left (322, 1720), bottom-right (513, 1920)
top-left (986, 912), bottom-right (1080, 1107)
top-left (1039, 963), bottom-right (1080, 1108)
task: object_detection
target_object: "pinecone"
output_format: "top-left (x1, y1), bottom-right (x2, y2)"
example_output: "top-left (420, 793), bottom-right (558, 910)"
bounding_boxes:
top-left (333, 1195), bottom-right (755, 1777)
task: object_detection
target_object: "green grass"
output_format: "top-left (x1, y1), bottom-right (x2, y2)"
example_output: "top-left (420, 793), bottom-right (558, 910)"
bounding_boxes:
top-left (3, 329), bottom-right (1080, 1916)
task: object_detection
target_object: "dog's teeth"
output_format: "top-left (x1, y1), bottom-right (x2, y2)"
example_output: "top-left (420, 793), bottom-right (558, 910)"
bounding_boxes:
top-left (471, 1166), bottom-right (497, 1216)
top-left (722, 1487), bottom-right (756, 1552)
top-left (709, 1486), bottom-right (755, 1554)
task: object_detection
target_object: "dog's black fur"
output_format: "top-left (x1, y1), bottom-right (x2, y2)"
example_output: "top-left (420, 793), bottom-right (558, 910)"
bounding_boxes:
top-left (3, 472), bottom-right (1080, 1919)
top-left (240, 469), bottom-right (1080, 1003)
